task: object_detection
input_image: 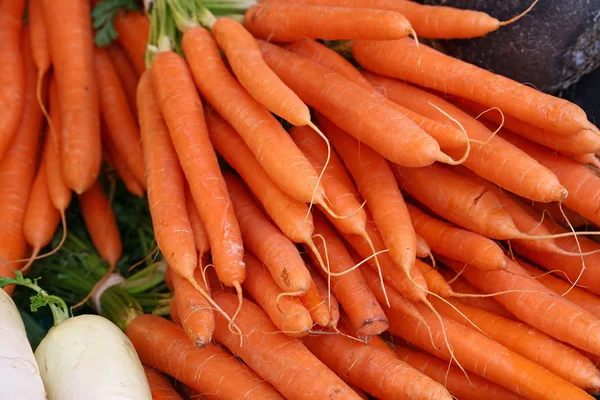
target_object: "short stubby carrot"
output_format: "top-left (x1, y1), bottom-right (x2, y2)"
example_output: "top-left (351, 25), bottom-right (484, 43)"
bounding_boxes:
top-left (43, 0), bottom-right (101, 193)
top-left (150, 51), bottom-right (245, 288)
top-left (114, 10), bottom-right (149, 74)
top-left (415, 261), bottom-right (452, 298)
top-left (211, 290), bottom-right (363, 400)
top-left (182, 27), bottom-right (323, 204)
top-left (211, 17), bottom-right (310, 126)
top-left (0, 0), bottom-right (26, 162)
top-left (126, 315), bottom-right (283, 399)
top-left (244, 2), bottom-right (413, 42)
top-left (257, 40), bottom-right (446, 168)
top-left (353, 38), bottom-right (593, 135)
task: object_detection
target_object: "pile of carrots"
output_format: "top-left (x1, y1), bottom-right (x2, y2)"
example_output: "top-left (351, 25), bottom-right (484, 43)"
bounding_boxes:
top-left (2, 0), bottom-right (600, 399)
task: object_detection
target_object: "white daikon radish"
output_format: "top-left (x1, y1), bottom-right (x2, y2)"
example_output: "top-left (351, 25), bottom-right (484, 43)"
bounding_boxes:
top-left (0, 289), bottom-right (46, 400)
top-left (35, 314), bottom-right (152, 400)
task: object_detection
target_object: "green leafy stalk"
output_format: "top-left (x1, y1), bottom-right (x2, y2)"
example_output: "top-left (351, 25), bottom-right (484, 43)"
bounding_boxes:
top-left (120, 260), bottom-right (168, 294)
top-left (92, 0), bottom-right (143, 47)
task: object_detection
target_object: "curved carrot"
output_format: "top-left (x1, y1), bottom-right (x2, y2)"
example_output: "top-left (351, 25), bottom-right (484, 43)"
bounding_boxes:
top-left (43, 0), bottom-right (101, 194)
top-left (95, 47), bottom-right (145, 187)
top-left (143, 367), bottom-right (183, 400)
top-left (0, 0), bottom-right (26, 162)
top-left (172, 270), bottom-right (214, 348)
top-left (182, 27), bottom-right (323, 204)
top-left (353, 39), bottom-right (593, 135)
top-left (212, 290), bottom-right (363, 400)
top-left (150, 51), bottom-right (245, 290)
top-left (258, 40), bottom-right (447, 168)
top-left (310, 267), bottom-right (341, 328)
top-left (242, 252), bottom-right (313, 336)
top-left (114, 10), bottom-right (149, 74)
top-left (299, 273), bottom-right (332, 328)
top-left (106, 43), bottom-right (139, 119)
top-left (415, 261), bottom-right (452, 298)
top-left (224, 172), bottom-right (311, 294)
top-left (244, 2), bottom-right (413, 42)
top-left (126, 315), bottom-right (283, 399)
top-left (211, 17), bottom-right (310, 126)
top-left (407, 203), bottom-right (506, 270)
top-left (79, 180), bottom-right (122, 269)
top-left (29, 0), bottom-right (51, 127)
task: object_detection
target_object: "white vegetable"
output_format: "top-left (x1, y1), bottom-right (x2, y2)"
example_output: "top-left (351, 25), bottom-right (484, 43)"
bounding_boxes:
top-left (34, 314), bottom-right (151, 400)
top-left (0, 289), bottom-right (46, 400)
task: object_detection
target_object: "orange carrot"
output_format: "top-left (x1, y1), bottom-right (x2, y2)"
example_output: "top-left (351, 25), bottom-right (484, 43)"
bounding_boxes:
top-left (242, 252), bottom-right (313, 336)
top-left (299, 273), bottom-right (332, 328)
top-left (0, 28), bottom-right (43, 292)
top-left (258, 40), bottom-right (449, 168)
top-left (150, 51), bottom-right (245, 290)
top-left (102, 129), bottom-right (145, 198)
top-left (79, 180), bottom-right (122, 269)
top-left (182, 27), bottom-right (323, 204)
top-left (212, 290), bottom-right (363, 400)
top-left (531, 201), bottom-right (588, 229)
top-left (106, 43), bottom-right (139, 119)
top-left (407, 203), bottom-right (506, 270)
top-left (204, 106), bottom-right (313, 244)
top-left (114, 10), bottom-right (149, 74)
top-left (415, 261), bottom-right (452, 298)
top-left (393, 346), bottom-right (527, 400)
top-left (0, 0), bottom-right (26, 162)
top-left (353, 38), bottom-right (593, 135)
top-left (95, 47), bottom-right (145, 187)
top-left (302, 323), bottom-right (453, 399)
top-left (223, 171), bottom-right (311, 294)
top-left (309, 267), bottom-right (340, 328)
top-left (309, 211), bottom-right (388, 336)
top-left (211, 17), bottom-right (310, 126)
top-left (363, 71), bottom-right (567, 203)
top-left (143, 367), bottom-right (183, 400)
top-left (43, 0), bottom-right (101, 193)
top-left (172, 269), bottom-right (214, 348)
top-left (432, 296), bottom-right (600, 389)
top-left (29, 0), bottom-right (50, 116)
top-left (444, 257), bottom-right (600, 355)
top-left (268, 0), bottom-right (513, 39)
top-left (184, 184), bottom-right (209, 257)
top-left (244, 2), bottom-right (413, 41)
top-left (388, 302), bottom-right (593, 400)
top-left (415, 235), bottom-right (431, 259)
top-left (126, 315), bottom-right (283, 399)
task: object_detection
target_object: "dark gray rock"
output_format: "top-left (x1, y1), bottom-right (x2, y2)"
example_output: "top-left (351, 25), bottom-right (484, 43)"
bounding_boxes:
top-left (564, 67), bottom-right (600, 127)
top-left (420, 0), bottom-right (600, 93)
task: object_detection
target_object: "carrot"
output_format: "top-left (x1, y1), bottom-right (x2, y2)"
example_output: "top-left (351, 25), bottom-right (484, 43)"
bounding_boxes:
top-left (0, 28), bottom-right (43, 293)
top-left (392, 346), bottom-right (527, 400)
top-left (184, 184), bottom-right (209, 257)
top-left (79, 180), bottom-right (122, 269)
top-left (407, 203), bottom-right (506, 270)
top-left (114, 10), bottom-right (149, 74)
top-left (415, 235), bottom-right (431, 259)
top-left (211, 17), bottom-right (310, 127)
top-left (431, 296), bottom-right (600, 389)
top-left (102, 129), bottom-right (145, 198)
top-left (204, 106), bottom-right (313, 244)
top-left (0, 0), bottom-right (26, 162)
top-left (143, 367), bottom-right (183, 400)
top-left (353, 38), bottom-right (593, 135)
top-left (242, 252), bottom-right (313, 336)
top-left (530, 201), bottom-right (588, 229)
top-left (44, 76), bottom-right (72, 214)
top-left (150, 52), bottom-right (245, 293)
top-left (362, 71), bottom-right (567, 203)
top-left (223, 171), bottom-right (311, 294)
top-left (309, 211), bottom-right (389, 336)
top-left (267, 0), bottom-right (518, 39)
top-left (319, 116), bottom-right (419, 286)
top-left (393, 163), bottom-right (521, 240)
top-left (501, 131), bottom-right (600, 227)
top-left (126, 315), bottom-right (283, 399)
top-left (95, 47), bottom-right (145, 187)
top-left (415, 261), bottom-right (452, 298)
top-left (244, 2), bottom-right (413, 42)
top-left (181, 27), bottom-right (324, 205)
top-left (457, 98), bottom-right (600, 156)
top-left (310, 267), bottom-right (341, 328)
top-left (520, 261), bottom-right (600, 319)
top-left (106, 43), bottom-right (139, 119)
top-left (299, 273), bottom-right (332, 328)
top-left (387, 302), bottom-right (594, 400)
top-left (444, 257), bottom-right (600, 355)
top-left (258, 40), bottom-right (450, 168)
top-left (22, 164), bottom-right (61, 270)
top-left (303, 323), bottom-right (452, 399)
top-left (43, 0), bottom-right (101, 194)
top-left (212, 290), bottom-right (363, 400)
top-left (29, 0), bottom-right (51, 124)
top-left (172, 269), bottom-right (214, 348)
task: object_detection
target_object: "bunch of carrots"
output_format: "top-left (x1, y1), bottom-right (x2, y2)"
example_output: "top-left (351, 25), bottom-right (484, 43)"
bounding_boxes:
top-left (3, 0), bottom-right (600, 399)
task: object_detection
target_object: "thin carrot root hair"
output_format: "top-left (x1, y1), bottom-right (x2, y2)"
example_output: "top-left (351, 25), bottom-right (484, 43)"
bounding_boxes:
top-left (275, 290), bottom-right (307, 315)
top-left (445, 264), bottom-right (466, 284)
top-left (428, 252), bottom-right (437, 269)
top-left (305, 120), bottom-right (331, 221)
top-left (18, 211), bottom-right (68, 272)
top-left (469, 106), bottom-right (505, 146)
top-left (72, 260), bottom-right (118, 310)
top-left (408, 27), bottom-right (421, 68)
top-left (127, 242), bottom-right (160, 272)
top-left (498, 0), bottom-right (541, 26)
top-left (363, 232), bottom-right (390, 307)
top-left (558, 197), bottom-right (586, 296)
top-left (306, 234), bottom-right (332, 307)
top-left (427, 103), bottom-right (471, 166)
top-left (229, 281), bottom-right (245, 346)
top-left (320, 196), bottom-right (368, 221)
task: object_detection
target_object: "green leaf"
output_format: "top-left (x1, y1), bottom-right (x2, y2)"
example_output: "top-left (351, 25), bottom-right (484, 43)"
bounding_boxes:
top-left (92, 0), bottom-right (143, 47)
